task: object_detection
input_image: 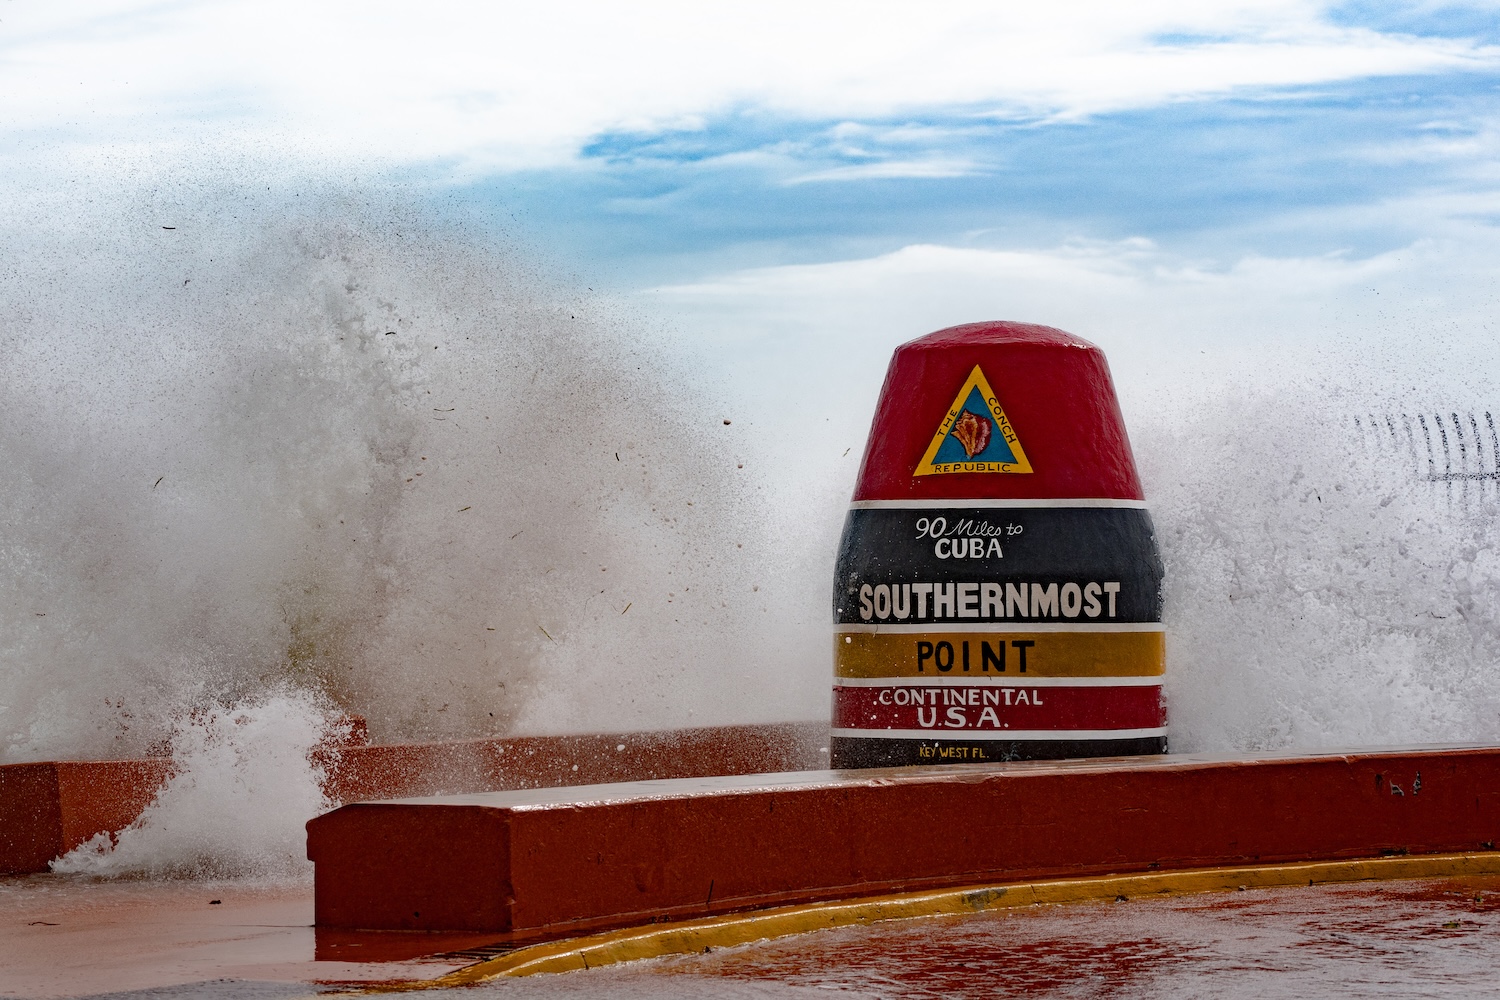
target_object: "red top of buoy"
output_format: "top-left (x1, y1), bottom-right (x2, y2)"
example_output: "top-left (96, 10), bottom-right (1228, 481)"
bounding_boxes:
top-left (851, 321), bottom-right (1144, 502)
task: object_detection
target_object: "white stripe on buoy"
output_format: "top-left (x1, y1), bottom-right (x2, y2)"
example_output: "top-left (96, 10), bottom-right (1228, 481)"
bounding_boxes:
top-left (830, 726), bottom-right (1170, 740)
top-left (848, 498), bottom-right (1149, 510)
top-left (833, 675), bottom-right (1164, 688)
top-left (838, 621), bottom-right (1162, 634)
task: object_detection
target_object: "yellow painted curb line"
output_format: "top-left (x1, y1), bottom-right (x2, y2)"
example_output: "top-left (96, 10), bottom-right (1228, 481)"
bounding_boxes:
top-left (354, 851), bottom-right (1500, 993)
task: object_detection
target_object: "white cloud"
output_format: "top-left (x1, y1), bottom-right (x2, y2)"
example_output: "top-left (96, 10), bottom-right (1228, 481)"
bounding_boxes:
top-left (2, 1), bottom-right (1495, 171)
top-left (647, 237), bottom-right (1408, 345)
top-left (643, 214), bottom-right (1500, 461)
top-left (784, 157), bottom-right (982, 184)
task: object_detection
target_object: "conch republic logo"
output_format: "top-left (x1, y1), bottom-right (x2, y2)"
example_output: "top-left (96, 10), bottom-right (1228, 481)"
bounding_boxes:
top-left (913, 365), bottom-right (1033, 476)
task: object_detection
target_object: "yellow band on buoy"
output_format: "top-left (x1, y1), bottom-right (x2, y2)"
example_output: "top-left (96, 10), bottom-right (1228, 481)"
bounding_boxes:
top-left (835, 628), bottom-right (1164, 678)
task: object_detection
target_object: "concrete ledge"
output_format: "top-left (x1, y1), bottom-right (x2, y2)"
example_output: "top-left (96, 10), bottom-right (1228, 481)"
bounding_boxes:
top-left (0, 760), bottom-right (174, 875)
top-left (0, 723), bottom-right (826, 875)
top-left (306, 745), bottom-right (1500, 943)
top-left (321, 723), bottom-right (825, 803)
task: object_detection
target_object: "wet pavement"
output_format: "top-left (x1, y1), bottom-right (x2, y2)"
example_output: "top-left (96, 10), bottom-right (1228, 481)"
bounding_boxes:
top-left (600, 875), bottom-right (1500, 999)
top-left (0, 876), bottom-right (464, 999)
top-left (5, 875), bottom-right (1500, 998)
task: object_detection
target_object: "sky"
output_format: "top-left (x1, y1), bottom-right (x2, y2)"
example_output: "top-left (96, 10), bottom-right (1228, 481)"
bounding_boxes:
top-left (7, 4), bottom-right (1499, 264)
top-left (5, 1), bottom-right (1500, 474)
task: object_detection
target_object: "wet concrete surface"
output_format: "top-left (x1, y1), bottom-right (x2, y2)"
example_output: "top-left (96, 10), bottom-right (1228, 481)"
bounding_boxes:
top-left (598, 874), bottom-right (1500, 1000)
top-left (5, 875), bottom-right (1500, 998)
top-left (0, 875), bottom-right (464, 999)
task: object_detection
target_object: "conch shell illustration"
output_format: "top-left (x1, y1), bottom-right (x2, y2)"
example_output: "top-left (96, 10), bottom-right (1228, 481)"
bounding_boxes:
top-left (951, 409), bottom-right (992, 458)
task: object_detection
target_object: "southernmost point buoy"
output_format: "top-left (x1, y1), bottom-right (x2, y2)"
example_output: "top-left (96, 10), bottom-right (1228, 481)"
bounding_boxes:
top-left (832, 322), bottom-right (1165, 768)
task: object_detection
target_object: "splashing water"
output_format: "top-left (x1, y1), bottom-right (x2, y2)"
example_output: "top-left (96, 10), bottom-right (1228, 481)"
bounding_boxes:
top-left (51, 691), bottom-right (335, 879)
top-left (1138, 378), bottom-right (1500, 753)
top-left (0, 187), bottom-right (817, 770)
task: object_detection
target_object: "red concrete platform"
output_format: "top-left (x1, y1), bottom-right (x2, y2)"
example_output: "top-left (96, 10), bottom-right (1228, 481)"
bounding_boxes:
top-left (307, 745), bottom-right (1500, 945)
top-left (0, 723), bottom-right (824, 875)
top-left (0, 760), bottom-right (173, 875)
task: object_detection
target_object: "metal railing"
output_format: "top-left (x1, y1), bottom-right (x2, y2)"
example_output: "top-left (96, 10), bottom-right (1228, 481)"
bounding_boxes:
top-left (1354, 412), bottom-right (1500, 502)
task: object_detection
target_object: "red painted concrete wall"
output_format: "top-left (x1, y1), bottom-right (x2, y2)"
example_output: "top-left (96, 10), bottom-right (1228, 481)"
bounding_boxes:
top-left (307, 747), bottom-right (1500, 942)
top-left (0, 723), bottom-right (826, 875)
top-left (0, 760), bottom-right (174, 875)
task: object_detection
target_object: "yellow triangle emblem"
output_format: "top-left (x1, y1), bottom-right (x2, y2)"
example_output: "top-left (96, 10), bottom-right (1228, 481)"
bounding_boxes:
top-left (913, 365), bottom-right (1033, 476)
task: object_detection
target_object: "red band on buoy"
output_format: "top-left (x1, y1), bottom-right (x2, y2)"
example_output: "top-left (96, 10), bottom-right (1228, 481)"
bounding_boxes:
top-left (852, 322), bottom-right (1143, 502)
top-left (831, 683), bottom-right (1167, 735)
